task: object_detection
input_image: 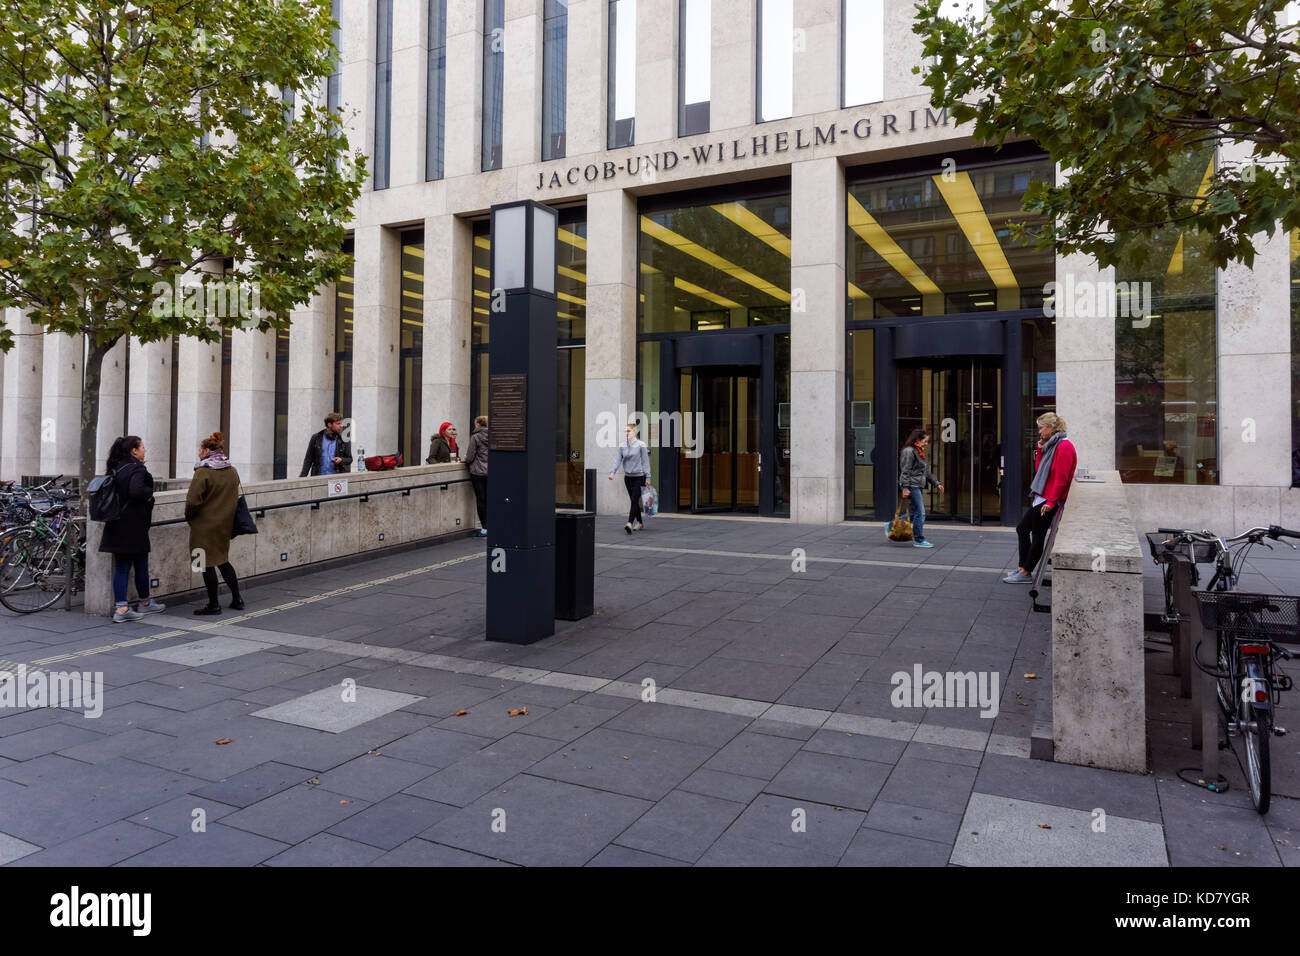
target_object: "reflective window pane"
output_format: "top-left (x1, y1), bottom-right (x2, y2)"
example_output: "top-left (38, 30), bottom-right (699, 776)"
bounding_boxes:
top-left (678, 0), bottom-right (710, 136)
top-left (373, 0), bottom-right (393, 189)
top-left (482, 0), bottom-right (505, 171)
top-left (400, 232), bottom-right (424, 468)
top-left (542, 0), bottom-right (568, 160)
top-left (334, 238), bottom-right (354, 420)
top-left (608, 0), bottom-right (636, 148)
top-left (426, 0), bottom-right (447, 180)
top-left (842, 0), bottom-right (883, 107)
top-left (757, 0), bottom-right (792, 122)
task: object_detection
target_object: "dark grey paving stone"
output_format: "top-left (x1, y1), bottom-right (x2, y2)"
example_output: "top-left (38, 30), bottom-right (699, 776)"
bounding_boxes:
top-left (422, 774), bottom-right (652, 866)
top-left (327, 793), bottom-right (460, 850)
top-left (0, 753), bottom-right (95, 787)
top-left (671, 657), bottom-right (804, 702)
top-left (803, 727), bottom-right (908, 764)
top-left (404, 733), bottom-right (562, 807)
top-left (191, 760), bottom-right (315, 808)
top-left (517, 702), bottom-right (618, 742)
top-left (766, 750), bottom-right (893, 812)
top-left (879, 755), bottom-right (979, 814)
top-left (8, 820), bottom-right (172, 867)
top-left (677, 767), bottom-right (768, 804)
top-left (603, 701), bottom-right (752, 748)
top-left (1156, 778), bottom-right (1280, 867)
top-left (748, 718), bottom-right (818, 741)
top-left (114, 824), bottom-right (288, 866)
top-left (974, 753), bottom-right (1161, 823)
top-left (721, 793), bottom-right (864, 860)
top-left (0, 707), bottom-right (69, 736)
top-left (586, 844), bottom-right (689, 866)
top-left (219, 784), bottom-right (370, 844)
top-left (527, 727), bottom-right (714, 801)
top-left (399, 683), bottom-right (514, 719)
top-left (0, 722), bottom-right (106, 761)
top-left (863, 799), bottom-right (965, 845)
top-left (697, 831), bottom-right (837, 866)
top-left (840, 826), bottom-right (952, 865)
top-left (704, 731), bottom-right (803, 780)
top-left (614, 789), bottom-right (745, 863)
top-left (314, 754), bottom-right (437, 802)
top-left (128, 793), bottom-right (240, 836)
top-left (431, 701), bottom-right (556, 740)
top-left (902, 740), bottom-right (985, 767)
top-left (55, 728), bottom-right (176, 764)
top-left (370, 838), bottom-right (515, 866)
top-left (378, 726), bottom-right (495, 768)
top-left (265, 832), bottom-right (385, 866)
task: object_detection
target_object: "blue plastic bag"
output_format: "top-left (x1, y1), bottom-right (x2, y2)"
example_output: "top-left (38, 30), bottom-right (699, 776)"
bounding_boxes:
top-left (641, 484), bottom-right (658, 517)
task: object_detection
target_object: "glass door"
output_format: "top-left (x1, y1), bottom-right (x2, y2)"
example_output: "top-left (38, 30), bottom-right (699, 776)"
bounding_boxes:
top-left (690, 369), bottom-right (759, 512)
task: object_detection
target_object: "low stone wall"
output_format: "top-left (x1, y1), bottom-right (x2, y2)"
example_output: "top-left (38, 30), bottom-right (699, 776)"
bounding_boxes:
top-left (1050, 470), bottom-right (1147, 772)
top-left (84, 464), bottom-right (477, 616)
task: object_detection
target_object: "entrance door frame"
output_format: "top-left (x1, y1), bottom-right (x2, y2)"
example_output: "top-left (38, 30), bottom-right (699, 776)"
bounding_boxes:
top-left (690, 366), bottom-right (760, 513)
top-left (851, 309), bottom-right (1043, 526)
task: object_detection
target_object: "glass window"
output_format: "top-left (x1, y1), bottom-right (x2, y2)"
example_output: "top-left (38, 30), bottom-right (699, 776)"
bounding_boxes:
top-left (847, 328), bottom-right (875, 517)
top-left (400, 232), bottom-right (424, 468)
top-left (334, 237), bottom-right (354, 421)
top-left (842, 0), bottom-right (883, 107)
top-left (273, 329), bottom-right (290, 479)
top-left (846, 157), bottom-right (1054, 318)
top-left (639, 193), bottom-right (792, 333)
top-left (608, 0), bottom-right (636, 148)
top-left (374, 0), bottom-right (393, 189)
top-left (542, 0), bottom-right (568, 161)
top-left (328, 0), bottom-right (342, 115)
top-left (678, 0), bottom-right (710, 136)
top-left (482, 0), bottom-right (505, 171)
top-left (757, 0), bottom-right (792, 123)
top-left (1114, 148), bottom-right (1217, 485)
top-left (426, 0), bottom-right (447, 181)
top-left (1292, 228), bottom-right (1300, 486)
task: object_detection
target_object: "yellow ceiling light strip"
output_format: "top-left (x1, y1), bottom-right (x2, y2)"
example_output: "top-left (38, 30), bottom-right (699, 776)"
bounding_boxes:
top-left (558, 291), bottom-right (586, 307)
top-left (710, 202), bottom-right (791, 257)
top-left (558, 265), bottom-right (586, 283)
top-left (558, 227), bottom-right (586, 251)
top-left (1169, 157), bottom-right (1216, 276)
top-left (674, 275), bottom-right (742, 308)
top-left (847, 194), bottom-right (941, 295)
top-left (474, 236), bottom-right (490, 250)
top-left (931, 172), bottom-right (1018, 290)
top-left (403, 246), bottom-right (424, 258)
top-left (640, 215), bottom-right (790, 303)
top-left (848, 283), bottom-right (871, 301)
top-left (641, 263), bottom-right (661, 274)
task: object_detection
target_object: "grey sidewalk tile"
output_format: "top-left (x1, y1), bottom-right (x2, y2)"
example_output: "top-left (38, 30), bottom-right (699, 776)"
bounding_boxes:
top-left (655, 688), bottom-right (770, 718)
top-left (716, 794), bottom-right (864, 861)
top-left (421, 774), bottom-right (652, 867)
top-left (766, 750), bottom-right (893, 812)
top-left (370, 838), bottom-right (515, 866)
top-left (0, 722), bottom-right (107, 762)
top-left (863, 800), bottom-right (965, 845)
top-left (760, 704), bottom-right (832, 730)
top-left (747, 718), bottom-right (818, 741)
top-left (9, 820), bottom-right (171, 867)
top-left (912, 723), bottom-right (990, 752)
top-left (902, 740), bottom-right (986, 767)
top-left (603, 701), bottom-right (751, 748)
top-left (823, 712), bottom-right (917, 742)
top-left (432, 701), bottom-right (556, 740)
top-left (677, 767), bottom-right (768, 804)
top-left (951, 792), bottom-right (1168, 867)
top-left (265, 832), bottom-right (385, 867)
top-left (0, 832), bottom-right (42, 865)
top-left (0, 753), bottom-right (95, 788)
top-left (220, 784), bottom-right (370, 844)
top-left (613, 789), bottom-right (746, 863)
top-left (527, 728), bottom-right (714, 801)
top-left (1155, 778), bottom-right (1280, 867)
top-left (802, 728), bottom-right (908, 765)
top-left (114, 824), bottom-right (288, 866)
top-left (879, 755), bottom-right (979, 814)
top-left (192, 761), bottom-right (316, 808)
top-left (137, 636), bottom-right (275, 667)
top-left (517, 702), bottom-right (619, 742)
top-left (129, 793), bottom-right (240, 836)
top-left (377, 726), bottom-right (494, 768)
top-left (704, 731), bottom-right (804, 780)
top-left (974, 753), bottom-right (1162, 824)
top-left (839, 827), bottom-right (952, 866)
top-left (327, 793), bottom-right (460, 850)
top-left (252, 685), bottom-right (423, 734)
top-left (403, 734), bottom-right (562, 807)
top-left (587, 844), bottom-right (690, 866)
top-left (55, 728), bottom-right (176, 765)
top-left (670, 658), bottom-right (805, 704)
top-left (314, 754), bottom-right (438, 802)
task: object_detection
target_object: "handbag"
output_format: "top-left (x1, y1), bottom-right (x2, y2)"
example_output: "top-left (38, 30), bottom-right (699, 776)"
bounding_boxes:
top-left (887, 497), bottom-right (914, 542)
top-left (364, 453), bottom-right (403, 471)
top-left (231, 485), bottom-right (258, 538)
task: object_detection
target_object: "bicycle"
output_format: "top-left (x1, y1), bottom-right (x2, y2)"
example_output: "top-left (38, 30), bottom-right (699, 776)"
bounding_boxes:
top-left (1151, 525), bottom-right (1299, 813)
top-left (0, 496), bottom-right (85, 614)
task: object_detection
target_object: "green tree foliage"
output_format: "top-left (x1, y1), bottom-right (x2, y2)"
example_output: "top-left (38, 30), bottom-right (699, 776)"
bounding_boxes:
top-left (0, 0), bottom-right (365, 491)
top-left (914, 0), bottom-right (1300, 270)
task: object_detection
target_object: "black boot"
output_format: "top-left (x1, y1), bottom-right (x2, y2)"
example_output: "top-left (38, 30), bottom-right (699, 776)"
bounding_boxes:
top-left (193, 604), bottom-right (221, 616)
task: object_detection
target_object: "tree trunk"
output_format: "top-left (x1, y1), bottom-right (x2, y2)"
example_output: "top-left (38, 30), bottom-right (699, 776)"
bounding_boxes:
top-left (79, 334), bottom-right (116, 512)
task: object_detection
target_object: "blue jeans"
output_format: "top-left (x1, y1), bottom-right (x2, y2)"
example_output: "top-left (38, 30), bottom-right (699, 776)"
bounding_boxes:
top-left (113, 553), bottom-right (150, 606)
top-left (904, 486), bottom-right (926, 542)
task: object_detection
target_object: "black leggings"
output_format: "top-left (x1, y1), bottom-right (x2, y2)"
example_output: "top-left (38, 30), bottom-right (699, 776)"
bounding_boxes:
top-left (624, 476), bottom-right (644, 524)
top-left (1017, 506), bottom-right (1055, 574)
top-left (470, 474), bottom-right (488, 527)
top-left (202, 562), bottom-right (241, 606)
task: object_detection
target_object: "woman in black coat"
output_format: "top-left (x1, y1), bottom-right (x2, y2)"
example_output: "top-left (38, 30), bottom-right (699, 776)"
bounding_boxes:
top-left (98, 436), bottom-right (165, 623)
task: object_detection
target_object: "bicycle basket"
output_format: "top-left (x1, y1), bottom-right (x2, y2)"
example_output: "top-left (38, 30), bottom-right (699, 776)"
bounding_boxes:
top-left (1193, 590), bottom-right (1300, 640)
top-left (1145, 533), bottom-right (1215, 564)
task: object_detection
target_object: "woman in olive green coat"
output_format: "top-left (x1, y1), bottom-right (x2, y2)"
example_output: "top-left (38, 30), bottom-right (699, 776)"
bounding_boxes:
top-left (185, 431), bottom-right (244, 615)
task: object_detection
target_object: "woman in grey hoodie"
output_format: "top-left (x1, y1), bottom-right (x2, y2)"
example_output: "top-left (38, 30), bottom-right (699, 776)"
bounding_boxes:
top-left (608, 421), bottom-right (650, 533)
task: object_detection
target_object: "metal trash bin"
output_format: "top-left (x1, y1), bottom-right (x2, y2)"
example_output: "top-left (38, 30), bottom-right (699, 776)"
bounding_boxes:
top-left (555, 509), bottom-right (595, 621)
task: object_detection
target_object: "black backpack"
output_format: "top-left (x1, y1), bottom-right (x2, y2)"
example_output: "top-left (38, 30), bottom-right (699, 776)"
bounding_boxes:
top-left (87, 467), bottom-right (123, 522)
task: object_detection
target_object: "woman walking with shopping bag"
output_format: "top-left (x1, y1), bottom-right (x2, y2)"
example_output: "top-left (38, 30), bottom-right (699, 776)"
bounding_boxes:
top-left (895, 428), bottom-right (943, 548)
top-left (608, 421), bottom-right (650, 533)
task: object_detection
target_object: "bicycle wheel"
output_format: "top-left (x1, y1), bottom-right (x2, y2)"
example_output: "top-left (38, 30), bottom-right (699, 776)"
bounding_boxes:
top-left (0, 530), bottom-right (66, 613)
top-left (1241, 691), bottom-right (1271, 814)
top-left (0, 528), bottom-right (40, 593)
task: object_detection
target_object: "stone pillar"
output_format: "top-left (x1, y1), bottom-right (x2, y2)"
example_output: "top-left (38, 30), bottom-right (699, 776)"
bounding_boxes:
top-left (635, 0), bottom-right (678, 144)
top-left (423, 213), bottom-right (473, 458)
top-left (389, 0), bottom-right (429, 187)
top-left (444, 0), bottom-right (484, 179)
top-left (95, 337), bottom-right (127, 470)
top-left (882, 0), bottom-right (925, 101)
top-left (39, 332), bottom-right (81, 476)
top-left (564, 0), bottom-right (605, 156)
top-left (175, 334), bottom-right (222, 477)
top-left (127, 338), bottom-right (173, 475)
top-left (502, 0), bottom-right (542, 167)
top-left (792, 0), bottom-right (839, 116)
top-left (341, 0), bottom-right (379, 186)
top-left (288, 286), bottom-right (336, 476)
top-left (711, 0), bottom-right (755, 130)
top-left (228, 328), bottom-right (277, 481)
top-left (1055, 250), bottom-right (1116, 473)
top-left (584, 188), bottom-right (639, 516)
top-left (1, 309), bottom-right (43, 480)
top-left (350, 224), bottom-right (401, 458)
top-left (790, 156), bottom-right (845, 525)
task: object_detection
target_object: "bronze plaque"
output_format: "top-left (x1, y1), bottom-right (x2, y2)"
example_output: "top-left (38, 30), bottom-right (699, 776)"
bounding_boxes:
top-left (489, 373), bottom-right (527, 451)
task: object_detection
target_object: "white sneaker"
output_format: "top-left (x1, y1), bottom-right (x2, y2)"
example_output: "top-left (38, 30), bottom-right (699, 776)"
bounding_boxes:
top-left (625, 522), bottom-right (633, 534)
top-left (112, 607), bottom-right (143, 623)
top-left (634, 520), bottom-right (643, 530)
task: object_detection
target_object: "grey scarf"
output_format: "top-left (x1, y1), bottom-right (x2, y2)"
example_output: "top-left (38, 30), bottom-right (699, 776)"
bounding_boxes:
top-left (1029, 431), bottom-right (1065, 498)
top-left (195, 451), bottom-right (232, 470)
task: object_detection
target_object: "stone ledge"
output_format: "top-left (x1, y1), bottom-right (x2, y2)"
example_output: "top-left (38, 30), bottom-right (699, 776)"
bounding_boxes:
top-left (1051, 470), bottom-right (1142, 574)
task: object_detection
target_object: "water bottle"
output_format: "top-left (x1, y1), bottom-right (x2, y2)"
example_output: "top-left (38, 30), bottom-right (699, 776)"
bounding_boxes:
top-left (355, 447), bottom-right (365, 472)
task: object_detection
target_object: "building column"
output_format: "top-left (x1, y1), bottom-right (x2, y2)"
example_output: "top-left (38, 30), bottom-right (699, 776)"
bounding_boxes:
top-left (228, 328), bottom-right (277, 481)
top-left (351, 224), bottom-right (401, 458)
top-left (793, 0), bottom-right (839, 117)
top-left (790, 156), bottom-right (846, 525)
top-left (444, 0), bottom-right (484, 179)
top-left (127, 338), bottom-right (173, 475)
top-left (341, 0), bottom-right (379, 188)
top-left (288, 286), bottom-right (335, 475)
top-left (1, 308), bottom-right (43, 480)
top-left (584, 188), bottom-right (639, 516)
top-left (564, 0), bottom-right (606, 156)
top-left (95, 337), bottom-right (127, 470)
top-left (423, 213), bottom-right (473, 454)
top-left (711, 0), bottom-right (755, 130)
top-left (1055, 249), bottom-right (1115, 473)
top-left (635, 0), bottom-right (678, 145)
top-left (502, 0), bottom-right (542, 168)
top-left (390, 0), bottom-right (429, 187)
top-left (174, 335), bottom-right (222, 478)
top-left (39, 332), bottom-right (81, 476)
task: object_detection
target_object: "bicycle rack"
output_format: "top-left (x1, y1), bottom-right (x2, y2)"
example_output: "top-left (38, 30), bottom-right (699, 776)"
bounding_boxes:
top-left (1029, 505), bottom-right (1064, 614)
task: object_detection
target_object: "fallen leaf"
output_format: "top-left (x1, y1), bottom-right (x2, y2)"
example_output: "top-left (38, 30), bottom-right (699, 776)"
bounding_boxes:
top-left (1220, 845), bottom-right (1228, 851)
top-left (1024, 673), bottom-right (1037, 679)
top-left (454, 709), bottom-right (468, 716)
top-left (1037, 824), bottom-right (1051, 829)
top-left (508, 707), bottom-right (528, 716)
top-left (622, 755), bottom-right (629, 760)
top-left (339, 799), bottom-right (351, 805)
top-left (216, 738), bottom-right (232, 745)
top-left (307, 777), bottom-right (320, 785)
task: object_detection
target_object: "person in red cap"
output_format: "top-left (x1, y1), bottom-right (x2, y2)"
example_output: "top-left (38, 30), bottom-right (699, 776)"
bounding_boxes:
top-left (426, 422), bottom-right (460, 463)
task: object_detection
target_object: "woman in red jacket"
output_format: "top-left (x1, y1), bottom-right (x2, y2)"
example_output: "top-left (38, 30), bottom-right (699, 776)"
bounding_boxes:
top-left (1003, 413), bottom-right (1076, 584)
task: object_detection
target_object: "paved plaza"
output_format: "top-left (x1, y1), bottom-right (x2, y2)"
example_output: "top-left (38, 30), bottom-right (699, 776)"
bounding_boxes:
top-left (0, 515), bottom-right (1296, 866)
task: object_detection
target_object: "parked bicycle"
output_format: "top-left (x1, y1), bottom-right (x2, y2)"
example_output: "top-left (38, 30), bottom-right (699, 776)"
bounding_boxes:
top-left (1151, 525), bottom-right (1299, 813)
top-left (0, 479), bottom-right (85, 613)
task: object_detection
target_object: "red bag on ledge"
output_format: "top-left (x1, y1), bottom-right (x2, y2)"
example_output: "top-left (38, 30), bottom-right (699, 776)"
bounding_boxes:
top-left (364, 453), bottom-right (403, 471)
